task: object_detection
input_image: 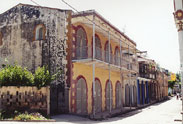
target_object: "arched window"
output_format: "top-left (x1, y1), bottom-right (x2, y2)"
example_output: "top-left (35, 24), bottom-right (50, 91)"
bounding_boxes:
top-left (35, 24), bottom-right (45, 40)
top-left (105, 41), bottom-right (112, 63)
top-left (115, 47), bottom-right (120, 66)
top-left (93, 35), bottom-right (102, 60)
top-left (0, 32), bottom-right (2, 46)
top-left (76, 27), bottom-right (87, 59)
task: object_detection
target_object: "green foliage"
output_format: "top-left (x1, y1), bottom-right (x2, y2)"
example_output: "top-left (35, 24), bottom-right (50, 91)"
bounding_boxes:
top-left (0, 65), bottom-right (34, 87)
top-left (0, 110), bottom-right (47, 121)
top-left (0, 64), bottom-right (60, 88)
top-left (168, 73), bottom-right (181, 90)
top-left (34, 66), bottom-right (57, 89)
top-left (168, 80), bottom-right (176, 89)
top-left (0, 110), bottom-right (16, 120)
top-left (176, 73), bottom-right (181, 82)
top-left (14, 112), bottom-right (46, 121)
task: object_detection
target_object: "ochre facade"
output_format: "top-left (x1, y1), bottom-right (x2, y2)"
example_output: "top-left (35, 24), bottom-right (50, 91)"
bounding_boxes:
top-left (70, 11), bottom-right (138, 116)
top-left (72, 63), bottom-right (121, 114)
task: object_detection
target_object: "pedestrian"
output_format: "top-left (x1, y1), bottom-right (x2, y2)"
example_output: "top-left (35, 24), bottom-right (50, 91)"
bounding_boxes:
top-left (176, 93), bottom-right (179, 100)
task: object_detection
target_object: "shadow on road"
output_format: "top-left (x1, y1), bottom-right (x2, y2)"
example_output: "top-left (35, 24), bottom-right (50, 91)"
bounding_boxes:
top-left (52, 99), bottom-right (171, 123)
top-left (52, 109), bottom-right (143, 123)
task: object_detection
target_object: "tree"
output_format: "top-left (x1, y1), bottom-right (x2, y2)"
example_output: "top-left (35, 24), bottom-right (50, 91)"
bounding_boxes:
top-left (168, 80), bottom-right (176, 89)
top-left (176, 73), bottom-right (181, 83)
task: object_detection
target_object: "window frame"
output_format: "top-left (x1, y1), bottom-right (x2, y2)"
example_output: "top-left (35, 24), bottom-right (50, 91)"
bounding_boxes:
top-left (34, 24), bottom-right (46, 41)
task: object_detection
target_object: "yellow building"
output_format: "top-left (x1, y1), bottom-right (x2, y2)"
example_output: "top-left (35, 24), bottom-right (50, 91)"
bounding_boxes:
top-left (171, 73), bottom-right (176, 81)
top-left (69, 10), bottom-right (138, 117)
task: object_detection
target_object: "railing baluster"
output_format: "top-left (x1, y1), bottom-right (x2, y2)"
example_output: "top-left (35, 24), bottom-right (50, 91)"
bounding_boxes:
top-left (72, 45), bottom-right (137, 71)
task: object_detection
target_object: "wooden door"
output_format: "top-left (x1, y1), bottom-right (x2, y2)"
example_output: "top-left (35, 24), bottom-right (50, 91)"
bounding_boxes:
top-left (106, 81), bottom-right (113, 111)
top-left (76, 78), bottom-right (87, 115)
top-left (116, 82), bottom-right (122, 108)
top-left (94, 80), bottom-right (102, 113)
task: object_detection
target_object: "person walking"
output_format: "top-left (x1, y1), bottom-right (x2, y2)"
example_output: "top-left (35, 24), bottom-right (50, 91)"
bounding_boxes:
top-left (176, 93), bottom-right (179, 100)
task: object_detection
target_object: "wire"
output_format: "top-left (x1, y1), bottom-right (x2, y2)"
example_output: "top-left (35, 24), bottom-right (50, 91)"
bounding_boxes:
top-left (61, 0), bottom-right (137, 50)
top-left (30, 0), bottom-right (41, 6)
top-left (61, 0), bottom-right (78, 12)
top-left (29, 0), bottom-right (137, 53)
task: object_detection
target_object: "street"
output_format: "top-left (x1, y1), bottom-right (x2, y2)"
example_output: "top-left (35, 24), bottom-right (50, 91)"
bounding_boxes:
top-left (0, 96), bottom-right (182, 124)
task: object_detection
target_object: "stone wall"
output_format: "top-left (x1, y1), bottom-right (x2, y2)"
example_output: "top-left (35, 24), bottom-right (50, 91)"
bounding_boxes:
top-left (0, 4), bottom-right (72, 114)
top-left (0, 86), bottom-right (50, 115)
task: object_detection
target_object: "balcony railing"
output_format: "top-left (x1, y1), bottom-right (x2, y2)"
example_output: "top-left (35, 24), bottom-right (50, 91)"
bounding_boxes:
top-left (72, 46), bottom-right (138, 71)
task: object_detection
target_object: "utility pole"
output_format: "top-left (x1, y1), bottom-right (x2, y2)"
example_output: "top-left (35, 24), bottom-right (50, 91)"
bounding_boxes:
top-left (128, 45), bottom-right (131, 109)
top-left (173, 0), bottom-right (183, 123)
top-left (108, 31), bottom-right (112, 114)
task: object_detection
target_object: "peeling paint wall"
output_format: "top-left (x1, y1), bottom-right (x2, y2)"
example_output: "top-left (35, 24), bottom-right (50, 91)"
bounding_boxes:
top-left (0, 4), bottom-right (72, 114)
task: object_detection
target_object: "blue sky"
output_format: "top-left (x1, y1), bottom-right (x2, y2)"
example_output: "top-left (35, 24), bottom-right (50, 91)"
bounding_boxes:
top-left (0, 0), bottom-right (180, 73)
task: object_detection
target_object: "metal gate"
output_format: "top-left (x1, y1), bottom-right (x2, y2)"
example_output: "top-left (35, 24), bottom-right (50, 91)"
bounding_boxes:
top-left (116, 82), bottom-right (122, 108)
top-left (106, 81), bottom-right (113, 111)
top-left (93, 79), bottom-right (102, 113)
top-left (76, 77), bottom-right (87, 115)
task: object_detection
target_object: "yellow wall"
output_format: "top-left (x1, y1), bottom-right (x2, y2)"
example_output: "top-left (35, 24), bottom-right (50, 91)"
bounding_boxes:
top-left (73, 22), bottom-right (120, 55)
top-left (72, 63), bottom-right (121, 114)
top-left (71, 21), bottom-right (136, 114)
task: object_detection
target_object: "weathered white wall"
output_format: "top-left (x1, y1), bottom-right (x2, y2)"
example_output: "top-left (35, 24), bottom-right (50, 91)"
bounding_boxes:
top-left (0, 4), bottom-right (72, 114)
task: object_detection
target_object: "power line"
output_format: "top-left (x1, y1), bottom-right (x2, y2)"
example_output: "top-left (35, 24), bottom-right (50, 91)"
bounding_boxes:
top-left (30, 0), bottom-right (40, 6)
top-left (61, 0), bottom-right (78, 12)
top-left (29, 0), bottom-right (135, 51)
top-left (61, 0), bottom-right (136, 50)
top-left (29, 0), bottom-right (136, 51)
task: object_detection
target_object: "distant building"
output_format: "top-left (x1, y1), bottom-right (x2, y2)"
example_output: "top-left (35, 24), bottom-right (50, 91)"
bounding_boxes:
top-left (156, 68), bottom-right (169, 100)
top-left (137, 56), bottom-right (157, 106)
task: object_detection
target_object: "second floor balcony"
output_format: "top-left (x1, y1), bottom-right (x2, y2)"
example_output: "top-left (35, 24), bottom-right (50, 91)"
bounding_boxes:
top-left (139, 63), bottom-right (156, 79)
top-left (72, 46), bottom-right (138, 72)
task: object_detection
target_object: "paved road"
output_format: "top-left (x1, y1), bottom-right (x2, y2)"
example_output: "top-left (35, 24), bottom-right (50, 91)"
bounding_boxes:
top-left (0, 97), bottom-right (182, 124)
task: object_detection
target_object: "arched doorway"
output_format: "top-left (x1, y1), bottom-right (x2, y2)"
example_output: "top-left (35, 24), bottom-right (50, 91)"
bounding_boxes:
top-left (76, 77), bottom-right (87, 115)
top-left (116, 81), bottom-right (122, 108)
top-left (125, 84), bottom-right (130, 106)
top-left (93, 79), bottom-right (102, 113)
top-left (106, 80), bottom-right (113, 111)
top-left (130, 85), bottom-right (133, 106)
top-left (133, 85), bottom-right (137, 106)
